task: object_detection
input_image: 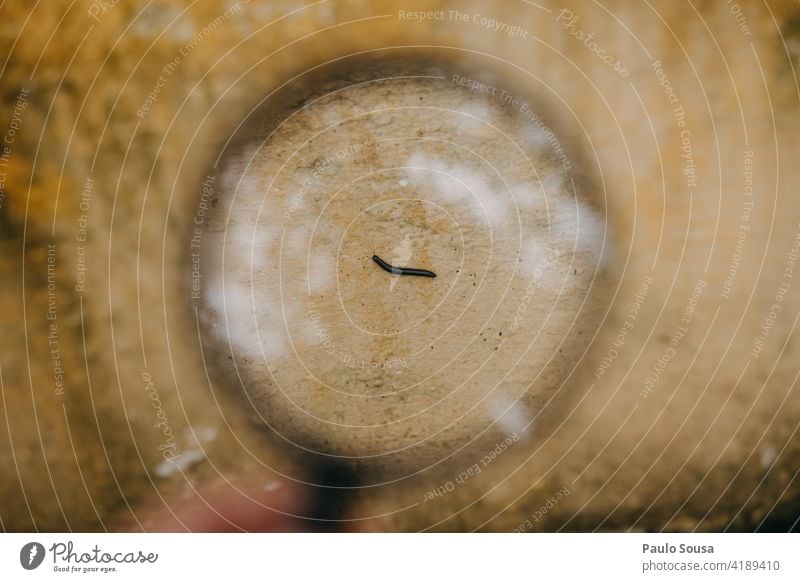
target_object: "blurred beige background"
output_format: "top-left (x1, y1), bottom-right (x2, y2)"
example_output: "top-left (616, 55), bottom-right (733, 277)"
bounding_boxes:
top-left (0, 0), bottom-right (799, 531)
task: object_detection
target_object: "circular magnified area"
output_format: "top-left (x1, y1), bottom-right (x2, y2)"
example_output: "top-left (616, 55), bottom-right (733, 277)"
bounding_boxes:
top-left (195, 54), bottom-right (609, 475)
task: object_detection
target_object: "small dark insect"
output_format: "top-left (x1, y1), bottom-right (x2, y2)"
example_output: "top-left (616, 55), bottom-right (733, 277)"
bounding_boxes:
top-left (372, 255), bottom-right (436, 278)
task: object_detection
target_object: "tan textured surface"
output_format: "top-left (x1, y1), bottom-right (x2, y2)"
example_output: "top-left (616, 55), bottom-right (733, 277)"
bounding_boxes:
top-left (0, 0), bottom-right (798, 531)
top-left (198, 57), bottom-right (606, 475)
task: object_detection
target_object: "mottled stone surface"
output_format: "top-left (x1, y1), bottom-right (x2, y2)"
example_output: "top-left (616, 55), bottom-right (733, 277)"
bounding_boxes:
top-left (0, 0), bottom-right (798, 532)
top-left (198, 57), bottom-right (606, 474)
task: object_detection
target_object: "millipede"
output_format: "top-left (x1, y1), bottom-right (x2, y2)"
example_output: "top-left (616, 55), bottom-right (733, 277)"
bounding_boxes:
top-left (372, 254), bottom-right (436, 278)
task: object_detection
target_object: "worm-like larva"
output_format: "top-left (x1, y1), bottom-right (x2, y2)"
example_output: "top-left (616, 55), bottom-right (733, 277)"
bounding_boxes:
top-left (372, 255), bottom-right (436, 278)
